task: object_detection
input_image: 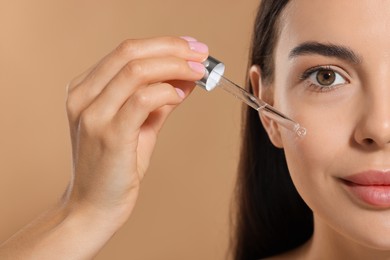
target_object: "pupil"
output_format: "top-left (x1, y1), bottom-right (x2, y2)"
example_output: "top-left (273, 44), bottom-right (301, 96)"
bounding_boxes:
top-left (317, 69), bottom-right (335, 85)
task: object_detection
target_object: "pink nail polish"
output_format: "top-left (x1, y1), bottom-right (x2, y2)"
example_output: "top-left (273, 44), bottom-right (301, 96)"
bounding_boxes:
top-left (187, 61), bottom-right (205, 74)
top-left (180, 36), bottom-right (197, 42)
top-left (188, 41), bottom-right (209, 54)
top-left (175, 88), bottom-right (186, 99)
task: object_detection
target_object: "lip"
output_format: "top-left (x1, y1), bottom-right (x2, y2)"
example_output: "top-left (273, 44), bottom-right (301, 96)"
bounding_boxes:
top-left (340, 170), bottom-right (390, 207)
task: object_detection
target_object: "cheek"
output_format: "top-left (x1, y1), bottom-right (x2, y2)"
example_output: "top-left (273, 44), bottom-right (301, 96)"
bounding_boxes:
top-left (272, 62), bottom-right (360, 208)
top-left (278, 104), bottom-right (351, 205)
top-left (275, 82), bottom-right (357, 183)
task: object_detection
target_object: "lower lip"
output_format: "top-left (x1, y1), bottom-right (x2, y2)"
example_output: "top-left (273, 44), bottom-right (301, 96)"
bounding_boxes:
top-left (343, 181), bottom-right (390, 207)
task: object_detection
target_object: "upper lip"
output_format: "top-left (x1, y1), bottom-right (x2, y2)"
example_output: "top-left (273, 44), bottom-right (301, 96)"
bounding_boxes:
top-left (342, 170), bottom-right (390, 185)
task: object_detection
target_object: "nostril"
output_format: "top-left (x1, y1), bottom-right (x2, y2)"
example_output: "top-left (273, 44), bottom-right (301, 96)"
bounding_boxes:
top-left (363, 138), bottom-right (374, 145)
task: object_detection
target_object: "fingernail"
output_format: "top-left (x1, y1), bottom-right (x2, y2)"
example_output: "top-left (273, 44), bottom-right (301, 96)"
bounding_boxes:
top-left (180, 36), bottom-right (197, 42)
top-left (187, 61), bottom-right (205, 74)
top-left (188, 41), bottom-right (209, 54)
top-left (175, 88), bottom-right (186, 99)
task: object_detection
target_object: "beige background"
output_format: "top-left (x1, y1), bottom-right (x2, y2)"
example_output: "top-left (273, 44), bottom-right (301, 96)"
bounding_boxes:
top-left (0, 1), bottom-right (259, 259)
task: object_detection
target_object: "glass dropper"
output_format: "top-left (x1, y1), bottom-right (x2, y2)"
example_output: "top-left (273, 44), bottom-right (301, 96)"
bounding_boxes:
top-left (196, 56), bottom-right (306, 137)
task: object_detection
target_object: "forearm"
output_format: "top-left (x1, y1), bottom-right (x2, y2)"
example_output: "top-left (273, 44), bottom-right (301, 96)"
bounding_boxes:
top-left (0, 200), bottom-right (124, 260)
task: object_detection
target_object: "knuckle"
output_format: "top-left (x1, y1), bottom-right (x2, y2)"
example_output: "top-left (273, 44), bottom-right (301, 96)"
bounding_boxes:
top-left (78, 111), bottom-right (90, 129)
top-left (65, 92), bottom-right (79, 119)
top-left (72, 102), bottom-right (119, 144)
top-left (79, 110), bottom-right (115, 146)
top-left (123, 60), bottom-right (145, 78)
top-left (160, 83), bottom-right (176, 96)
top-left (132, 90), bottom-right (152, 108)
top-left (115, 39), bottom-right (138, 57)
top-left (79, 110), bottom-right (99, 134)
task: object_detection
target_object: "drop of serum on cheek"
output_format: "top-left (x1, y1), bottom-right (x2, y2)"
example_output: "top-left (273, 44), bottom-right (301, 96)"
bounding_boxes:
top-left (296, 127), bottom-right (307, 137)
top-left (196, 56), bottom-right (307, 138)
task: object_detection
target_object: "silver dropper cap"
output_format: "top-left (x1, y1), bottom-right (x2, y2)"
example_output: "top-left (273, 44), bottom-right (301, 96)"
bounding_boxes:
top-left (196, 56), bottom-right (225, 91)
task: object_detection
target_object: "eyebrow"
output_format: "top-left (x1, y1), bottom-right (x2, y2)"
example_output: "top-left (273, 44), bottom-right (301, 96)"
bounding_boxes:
top-left (289, 41), bottom-right (362, 64)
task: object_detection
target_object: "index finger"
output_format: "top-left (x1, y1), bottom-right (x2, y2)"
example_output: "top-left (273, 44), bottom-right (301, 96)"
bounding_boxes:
top-left (68, 36), bottom-right (208, 93)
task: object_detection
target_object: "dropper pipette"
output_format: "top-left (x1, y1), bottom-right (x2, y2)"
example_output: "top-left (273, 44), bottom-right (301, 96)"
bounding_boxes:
top-left (196, 56), bottom-right (306, 137)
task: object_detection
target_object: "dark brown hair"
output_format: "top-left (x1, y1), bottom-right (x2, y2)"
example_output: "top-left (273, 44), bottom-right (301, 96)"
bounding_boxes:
top-left (233, 1), bottom-right (313, 259)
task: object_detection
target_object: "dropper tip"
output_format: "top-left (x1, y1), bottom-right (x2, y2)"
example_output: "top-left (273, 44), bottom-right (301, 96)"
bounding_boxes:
top-left (295, 126), bottom-right (307, 137)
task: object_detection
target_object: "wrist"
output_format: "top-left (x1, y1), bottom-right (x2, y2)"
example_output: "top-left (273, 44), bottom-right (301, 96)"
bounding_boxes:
top-left (44, 201), bottom-right (131, 258)
top-left (61, 201), bottom-right (129, 234)
top-left (60, 186), bottom-right (139, 233)
top-left (0, 197), bottom-right (132, 260)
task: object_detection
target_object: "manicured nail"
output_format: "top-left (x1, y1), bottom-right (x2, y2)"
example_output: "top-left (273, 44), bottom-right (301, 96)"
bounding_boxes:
top-left (187, 61), bottom-right (205, 74)
top-left (188, 41), bottom-right (209, 54)
top-left (180, 36), bottom-right (197, 42)
top-left (175, 88), bottom-right (186, 99)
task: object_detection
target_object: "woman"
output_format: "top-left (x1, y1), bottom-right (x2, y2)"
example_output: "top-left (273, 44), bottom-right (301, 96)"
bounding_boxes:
top-left (2, 0), bottom-right (390, 259)
top-left (237, 0), bottom-right (390, 259)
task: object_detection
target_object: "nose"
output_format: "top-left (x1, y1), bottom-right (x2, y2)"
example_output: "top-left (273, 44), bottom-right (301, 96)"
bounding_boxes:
top-left (353, 91), bottom-right (390, 149)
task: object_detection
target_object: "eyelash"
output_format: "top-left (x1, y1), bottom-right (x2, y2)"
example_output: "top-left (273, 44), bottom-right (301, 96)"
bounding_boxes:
top-left (300, 65), bottom-right (349, 92)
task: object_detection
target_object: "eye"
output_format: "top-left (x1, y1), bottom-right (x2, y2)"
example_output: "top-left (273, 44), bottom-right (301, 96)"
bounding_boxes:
top-left (301, 66), bottom-right (349, 92)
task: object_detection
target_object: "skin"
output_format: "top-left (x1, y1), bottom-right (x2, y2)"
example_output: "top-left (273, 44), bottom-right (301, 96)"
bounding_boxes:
top-left (251, 0), bottom-right (390, 259)
top-left (0, 36), bottom-right (208, 259)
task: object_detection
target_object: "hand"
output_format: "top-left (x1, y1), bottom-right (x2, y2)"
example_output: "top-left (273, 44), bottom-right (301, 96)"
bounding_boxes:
top-left (64, 36), bottom-right (209, 225)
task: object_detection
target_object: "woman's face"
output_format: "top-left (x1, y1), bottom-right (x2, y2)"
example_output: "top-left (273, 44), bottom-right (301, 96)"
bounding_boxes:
top-left (263, 0), bottom-right (390, 252)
